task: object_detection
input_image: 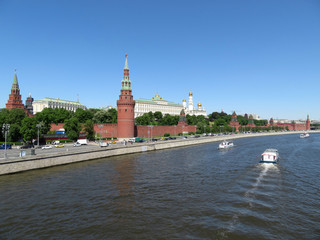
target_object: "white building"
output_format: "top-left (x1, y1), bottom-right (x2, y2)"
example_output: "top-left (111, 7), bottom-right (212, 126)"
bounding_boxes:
top-left (32, 97), bottom-right (87, 114)
top-left (183, 91), bottom-right (207, 117)
top-left (135, 93), bottom-right (183, 118)
top-left (134, 92), bottom-right (207, 118)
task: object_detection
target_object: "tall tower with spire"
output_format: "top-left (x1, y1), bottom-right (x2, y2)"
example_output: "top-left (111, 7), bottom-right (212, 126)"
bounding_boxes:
top-left (6, 69), bottom-right (25, 110)
top-left (117, 54), bottom-right (136, 140)
top-left (188, 91), bottom-right (193, 112)
top-left (306, 115), bottom-right (310, 130)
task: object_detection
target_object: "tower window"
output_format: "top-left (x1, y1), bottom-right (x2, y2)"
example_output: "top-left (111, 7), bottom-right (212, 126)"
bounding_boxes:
top-left (125, 109), bottom-right (127, 112)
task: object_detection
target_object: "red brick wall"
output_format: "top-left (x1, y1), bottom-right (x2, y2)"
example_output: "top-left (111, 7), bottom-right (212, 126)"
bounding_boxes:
top-left (136, 123), bottom-right (196, 138)
top-left (271, 122), bottom-right (310, 131)
top-left (51, 123), bottom-right (118, 138)
top-left (94, 124), bottom-right (118, 138)
top-left (51, 123), bottom-right (65, 131)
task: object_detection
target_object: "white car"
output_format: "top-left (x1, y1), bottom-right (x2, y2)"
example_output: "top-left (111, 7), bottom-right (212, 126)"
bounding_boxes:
top-left (42, 145), bottom-right (52, 150)
top-left (73, 142), bottom-right (81, 147)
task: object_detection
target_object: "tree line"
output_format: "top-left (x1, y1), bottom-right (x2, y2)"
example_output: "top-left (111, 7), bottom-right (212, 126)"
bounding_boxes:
top-left (0, 108), bottom-right (117, 143)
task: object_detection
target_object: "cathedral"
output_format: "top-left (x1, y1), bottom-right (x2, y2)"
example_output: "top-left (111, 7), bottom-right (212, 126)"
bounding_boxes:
top-left (182, 91), bottom-right (207, 117)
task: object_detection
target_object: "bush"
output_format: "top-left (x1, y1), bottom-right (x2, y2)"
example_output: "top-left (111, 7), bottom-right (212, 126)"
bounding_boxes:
top-left (164, 133), bottom-right (170, 137)
top-left (178, 133), bottom-right (182, 136)
top-left (188, 132), bottom-right (195, 135)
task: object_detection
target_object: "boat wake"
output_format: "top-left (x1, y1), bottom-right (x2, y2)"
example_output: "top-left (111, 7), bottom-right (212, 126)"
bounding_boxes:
top-left (245, 163), bottom-right (278, 207)
top-left (220, 163), bottom-right (279, 237)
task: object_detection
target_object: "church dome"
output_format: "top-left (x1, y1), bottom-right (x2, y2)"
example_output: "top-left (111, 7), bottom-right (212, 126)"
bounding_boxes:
top-left (189, 91), bottom-right (193, 96)
top-left (197, 102), bottom-right (202, 107)
top-left (155, 93), bottom-right (160, 97)
top-left (183, 99), bottom-right (186, 102)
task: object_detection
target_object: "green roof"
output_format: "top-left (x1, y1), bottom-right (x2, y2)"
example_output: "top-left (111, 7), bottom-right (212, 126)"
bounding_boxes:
top-left (135, 98), bottom-right (183, 107)
top-left (35, 97), bottom-right (86, 106)
top-left (11, 70), bottom-right (19, 90)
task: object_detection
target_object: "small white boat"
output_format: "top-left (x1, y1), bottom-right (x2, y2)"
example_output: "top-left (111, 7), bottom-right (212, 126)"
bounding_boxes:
top-left (218, 140), bottom-right (234, 149)
top-left (260, 149), bottom-right (279, 163)
top-left (300, 132), bottom-right (310, 138)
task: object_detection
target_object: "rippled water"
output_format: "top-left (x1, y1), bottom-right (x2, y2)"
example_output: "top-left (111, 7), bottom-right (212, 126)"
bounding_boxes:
top-left (1, 134), bottom-right (320, 239)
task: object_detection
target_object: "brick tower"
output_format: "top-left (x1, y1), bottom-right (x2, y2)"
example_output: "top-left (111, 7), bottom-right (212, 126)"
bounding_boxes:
top-left (229, 111), bottom-right (240, 131)
top-left (117, 54), bottom-right (135, 140)
top-left (306, 115), bottom-right (310, 130)
top-left (6, 69), bottom-right (25, 110)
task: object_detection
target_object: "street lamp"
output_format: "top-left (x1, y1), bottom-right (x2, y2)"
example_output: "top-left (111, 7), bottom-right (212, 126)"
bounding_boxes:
top-left (148, 125), bottom-right (153, 142)
top-left (98, 124), bottom-right (104, 144)
top-left (2, 124), bottom-right (10, 159)
top-left (36, 123), bottom-right (43, 148)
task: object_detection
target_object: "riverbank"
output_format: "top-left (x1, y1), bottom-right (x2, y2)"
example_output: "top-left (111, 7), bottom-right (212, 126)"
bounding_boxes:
top-left (1, 130), bottom-right (319, 176)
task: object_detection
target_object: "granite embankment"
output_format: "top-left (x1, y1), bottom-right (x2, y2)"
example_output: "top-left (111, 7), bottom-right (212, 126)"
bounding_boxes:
top-left (0, 130), bottom-right (319, 176)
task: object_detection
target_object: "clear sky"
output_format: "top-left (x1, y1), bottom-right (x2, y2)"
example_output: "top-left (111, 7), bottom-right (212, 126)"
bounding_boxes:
top-left (1, 0), bottom-right (319, 120)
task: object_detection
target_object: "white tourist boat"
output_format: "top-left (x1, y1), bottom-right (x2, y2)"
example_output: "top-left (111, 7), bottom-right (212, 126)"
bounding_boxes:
top-left (300, 132), bottom-right (310, 138)
top-left (218, 140), bottom-right (234, 149)
top-left (260, 149), bottom-right (279, 163)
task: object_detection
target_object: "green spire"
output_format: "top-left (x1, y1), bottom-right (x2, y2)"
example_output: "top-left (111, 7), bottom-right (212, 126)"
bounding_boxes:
top-left (124, 54), bottom-right (129, 70)
top-left (11, 69), bottom-right (19, 90)
top-left (121, 54), bottom-right (131, 90)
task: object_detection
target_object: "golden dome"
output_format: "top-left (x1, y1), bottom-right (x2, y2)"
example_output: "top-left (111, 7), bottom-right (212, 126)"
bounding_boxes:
top-left (189, 91), bottom-right (193, 96)
top-left (197, 102), bottom-right (202, 107)
top-left (183, 99), bottom-right (186, 102)
top-left (155, 93), bottom-right (160, 97)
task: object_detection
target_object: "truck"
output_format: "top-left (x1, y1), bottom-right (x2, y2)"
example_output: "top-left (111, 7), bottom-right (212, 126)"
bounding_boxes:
top-left (77, 139), bottom-right (88, 145)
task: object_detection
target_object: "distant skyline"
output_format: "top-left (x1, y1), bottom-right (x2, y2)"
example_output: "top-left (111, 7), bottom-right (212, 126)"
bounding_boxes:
top-left (1, 0), bottom-right (319, 120)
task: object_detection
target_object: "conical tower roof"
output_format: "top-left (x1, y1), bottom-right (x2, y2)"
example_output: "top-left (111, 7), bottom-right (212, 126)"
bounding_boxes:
top-left (11, 69), bottom-right (19, 90)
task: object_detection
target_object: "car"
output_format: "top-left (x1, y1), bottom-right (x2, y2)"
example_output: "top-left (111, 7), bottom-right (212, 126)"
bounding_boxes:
top-left (73, 142), bottom-right (81, 147)
top-left (181, 136), bottom-right (187, 139)
top-left (168, 137), bottom-right (176, 140)
top-left (99, 142), bottom-right (109, 147)
top-left (194, 135), bottom-right (200, 138)
top-left (55, 144), bottom-right (65, 148)
top-left (151, 138), bottom-right (158, 142)
top-left (42, 145), bottom-right (52, 150)
top-left (160, 138), bottom-right (165, 141)
top-left (0, 144), bottom-right (12, 149)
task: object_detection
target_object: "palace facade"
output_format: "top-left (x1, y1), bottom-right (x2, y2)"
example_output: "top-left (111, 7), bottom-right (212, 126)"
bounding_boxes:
top-left (135, 93), bottom-right (183, 118)
top-left (135, 91), bottom-right (207, 118)
top-left (32, 97), bottom-right (87, 114)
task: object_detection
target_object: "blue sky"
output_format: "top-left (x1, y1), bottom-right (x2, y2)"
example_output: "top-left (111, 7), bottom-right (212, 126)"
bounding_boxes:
top-left (0, 0), bottom-right (319, 120)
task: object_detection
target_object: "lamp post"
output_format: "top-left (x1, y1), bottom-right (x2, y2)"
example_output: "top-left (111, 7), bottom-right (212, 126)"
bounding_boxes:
top-left (174, 125), bottom-right (176, 136)
top-left (2, 124), bottom-right (10, 159)
top-left (36, 123), bottom-right (42, 148)
top-left (98, 124), bottom-right (104, 144)
top-left (148, 125), bottom-right (153, 142)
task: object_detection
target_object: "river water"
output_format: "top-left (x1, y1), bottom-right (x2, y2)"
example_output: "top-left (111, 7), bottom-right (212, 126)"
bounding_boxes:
top-left (0, 134), bottom-right (319, 239)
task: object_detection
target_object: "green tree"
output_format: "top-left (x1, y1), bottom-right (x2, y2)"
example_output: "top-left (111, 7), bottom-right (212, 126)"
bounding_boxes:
top-left (135, 114), bottom-right (151, 125)
top-left (154, 111), bottom-right (163, 121)
top-left (20, 117), bottom-right (37, 142)
top-left (64, 117), bottom-right (81, 141)
top-left (7, 108), bottom-right (26, 125)
top-left (108, 108), bottom-right (118, 123)
top-left (83, 119), bottom-right (95, 140)
top-left (75, 108), bottom-right (93, 123)
top-left (54, 108), bottom-right (73, 123)
top-left (8, 123), bottom-right (22, 142)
